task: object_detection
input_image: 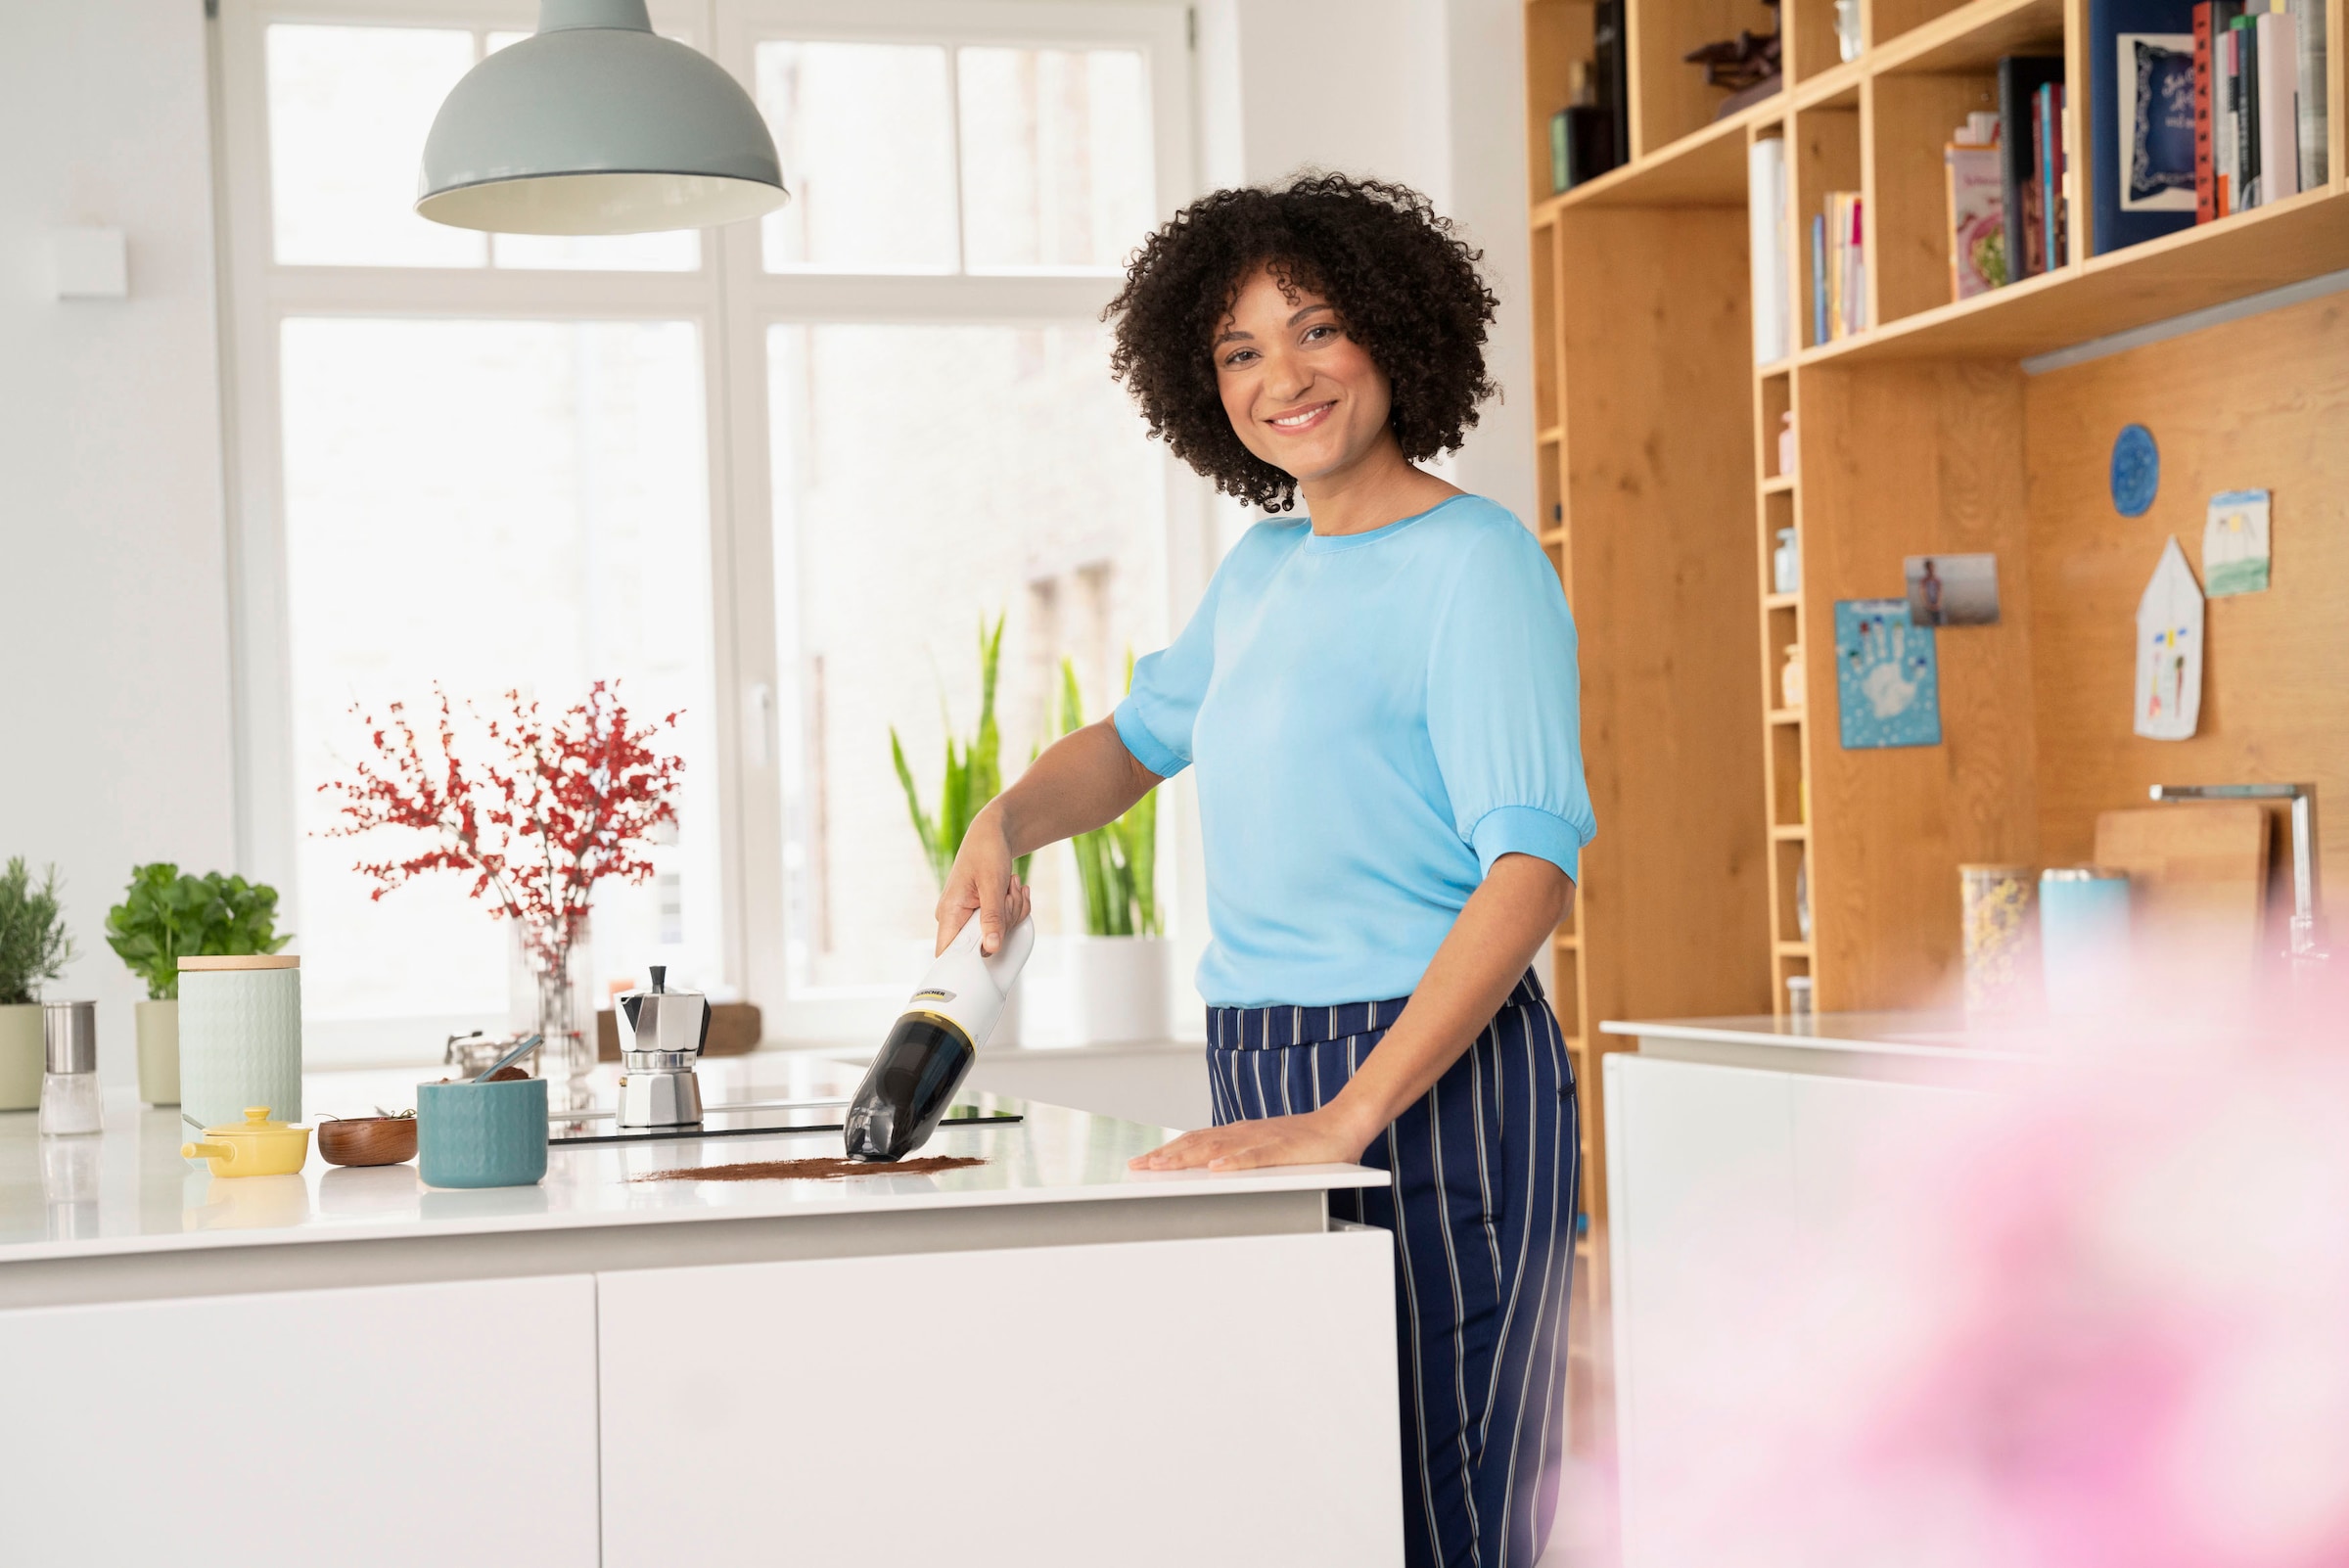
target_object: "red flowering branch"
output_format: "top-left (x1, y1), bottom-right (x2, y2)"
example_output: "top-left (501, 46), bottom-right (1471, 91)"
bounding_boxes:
top-left (318, 682), bottom-right (684, 970)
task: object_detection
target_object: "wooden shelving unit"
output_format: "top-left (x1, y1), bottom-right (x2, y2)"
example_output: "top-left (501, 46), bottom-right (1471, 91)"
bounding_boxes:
top-left (1527, 0), bottom-right (2349, 1463)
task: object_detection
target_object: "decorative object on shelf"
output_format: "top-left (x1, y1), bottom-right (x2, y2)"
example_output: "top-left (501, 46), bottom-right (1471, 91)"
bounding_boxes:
top-left (1685, 1), bottom-right (1781, 119)
top-left (2110, 422), bottom-right (2160, 515)
top-left (1784, 973), bottom-right (1815, 1029)
top-left (2090, 0), bottom-right (2196, 255)
top-left (2040, 867), bottom-right (2133, 1014)
top-left (1903, 553), bottom-right (2002, 626)
top-left (103, 863), bottom-right (288, 1108)
top-left (1748, 137), bottom-right (1790, 362)
top-left (1057, 656), bottom-right (1168, 1045)
top-left (1776, 413), bottom-right (1797, 480)
top-left (1773, 527), bottom-right (1800, 594)
top-left (1998, 57), bottom-right (2068, 279)
top-left (1793, 852), bottom-right (1812, 942)
top-left (1833, 600), bottom-right (1942, 750)
top-left (2134, 537), bottom-right (2205, 740)
top-left (1780, 642), bottom-right (1806, 711)
top-left (1960, 863), bottom-right (2040, 1017)
top-left (322, 682), bottom-right (685, 1096)
top-left (178, 954), bottom-right (303, 1132)
top-left (2202, 487), bottom-right (2271, 595)
top-left (38, 1000), bottom-right (102, 1137)
top-left (0, 857), bottom-right (74, 1112)
top-left (1833, 0), bottom-right (1864, 62)
top-left (416, 0), bottom-right (786, 237)
top-left (1946, 112), bottom-right (2008, 300)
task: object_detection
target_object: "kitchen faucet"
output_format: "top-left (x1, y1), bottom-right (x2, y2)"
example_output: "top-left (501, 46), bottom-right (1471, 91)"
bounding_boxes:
top-left (2149, 783), bottom-right (2327, 983)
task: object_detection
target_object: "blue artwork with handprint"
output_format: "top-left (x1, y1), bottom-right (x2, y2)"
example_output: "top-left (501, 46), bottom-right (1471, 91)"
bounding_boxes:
top-left (1834, 598), bottom-right (1942, 750)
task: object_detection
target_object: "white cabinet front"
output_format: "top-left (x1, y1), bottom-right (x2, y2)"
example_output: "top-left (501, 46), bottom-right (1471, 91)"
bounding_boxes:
top-left (0, 1273), bottom-right (600, 1566)
top-left (596, 1227), bottom-right (1403, 1568)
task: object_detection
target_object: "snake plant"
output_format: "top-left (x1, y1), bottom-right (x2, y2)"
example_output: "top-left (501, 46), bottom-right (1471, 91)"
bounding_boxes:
top-left (891, 614), bottom-right (1030, 890)
top-left (1058, 655), bottom-right (1159, 938)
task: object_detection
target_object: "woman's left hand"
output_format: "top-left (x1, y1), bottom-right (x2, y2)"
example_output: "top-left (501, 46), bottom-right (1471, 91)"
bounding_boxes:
top-left (1128, 1105), bottom-right (1377, 1173)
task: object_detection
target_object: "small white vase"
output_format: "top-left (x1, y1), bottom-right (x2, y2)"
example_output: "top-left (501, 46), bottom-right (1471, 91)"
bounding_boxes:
top-left (1065, 935), bottom-right (1172, 1046)
top-left (136, 998), bottom-right (181, 1106)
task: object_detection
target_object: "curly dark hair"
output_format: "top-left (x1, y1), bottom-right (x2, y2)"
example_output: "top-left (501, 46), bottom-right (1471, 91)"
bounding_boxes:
top-left (1103, 172), bottom-right (1500, 514)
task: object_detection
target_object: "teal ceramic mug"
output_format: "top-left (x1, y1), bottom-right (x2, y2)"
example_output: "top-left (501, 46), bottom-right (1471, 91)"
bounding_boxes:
top-left (417, 1076), bottom-right (548, 1188)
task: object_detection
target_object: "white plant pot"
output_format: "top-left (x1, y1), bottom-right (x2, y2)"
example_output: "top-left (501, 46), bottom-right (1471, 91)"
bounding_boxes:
top-left (0, 1002), bottom-right (41, 1112)
top-left (136, 997), bottom-right (181, 1107)
top-left (1065, 935), bottom-right (1172, 1046)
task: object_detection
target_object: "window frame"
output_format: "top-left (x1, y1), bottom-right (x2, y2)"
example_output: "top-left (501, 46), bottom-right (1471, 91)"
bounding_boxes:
top-left (215, 0), bottom-right (1204, 1058)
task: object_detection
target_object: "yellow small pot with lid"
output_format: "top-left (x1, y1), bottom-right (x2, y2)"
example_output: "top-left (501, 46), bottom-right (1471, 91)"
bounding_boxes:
top-left (182, 1106), bottom-right (311, 1177)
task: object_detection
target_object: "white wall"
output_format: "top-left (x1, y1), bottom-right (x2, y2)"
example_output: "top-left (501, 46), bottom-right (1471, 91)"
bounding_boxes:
top-left (0, 0), bottom-right (237, 1087)
top-left (1196, 0), bottom-right (1537, 528)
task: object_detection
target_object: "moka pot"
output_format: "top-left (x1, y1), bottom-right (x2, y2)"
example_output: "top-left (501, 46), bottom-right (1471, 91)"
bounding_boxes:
top-left (616, 966), bottom-right (711, 1129)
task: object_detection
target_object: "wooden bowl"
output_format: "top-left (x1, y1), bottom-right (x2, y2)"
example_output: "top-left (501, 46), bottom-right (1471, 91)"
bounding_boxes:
top-left (317, 1115), bottom-right (418, 1168)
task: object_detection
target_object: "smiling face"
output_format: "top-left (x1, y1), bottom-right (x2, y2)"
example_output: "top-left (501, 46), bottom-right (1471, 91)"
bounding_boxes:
top-left (1212, 265), bottom-right (1397, 490)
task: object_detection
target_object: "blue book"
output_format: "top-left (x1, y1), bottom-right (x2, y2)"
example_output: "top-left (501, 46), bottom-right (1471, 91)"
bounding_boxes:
top-left (1810, 213), bottom-right (1828, 346)
top-left (2090, 0), bottom-right (2199, 254)
top-left (1833, 599), bottom-right (1942, 750)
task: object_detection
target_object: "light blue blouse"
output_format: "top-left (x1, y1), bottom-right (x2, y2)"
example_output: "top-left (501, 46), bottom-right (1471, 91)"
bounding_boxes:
top-left (1113, 494), bottom-right (1594, 1008)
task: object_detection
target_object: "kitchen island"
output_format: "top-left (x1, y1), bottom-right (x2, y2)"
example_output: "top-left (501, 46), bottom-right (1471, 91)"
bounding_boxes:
top-left (1598, 1014), bottom-right (2059, 1568)
top-left (0, 1059), bottom-right (1397, 1567)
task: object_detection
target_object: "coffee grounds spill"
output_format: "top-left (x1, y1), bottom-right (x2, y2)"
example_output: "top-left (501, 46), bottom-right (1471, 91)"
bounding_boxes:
top-left (634, 1155), bottom-right (986, 1183)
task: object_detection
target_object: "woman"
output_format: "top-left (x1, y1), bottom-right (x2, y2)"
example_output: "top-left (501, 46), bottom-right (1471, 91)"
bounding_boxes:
top-left (938, 173), bottom-right (1593, 1568)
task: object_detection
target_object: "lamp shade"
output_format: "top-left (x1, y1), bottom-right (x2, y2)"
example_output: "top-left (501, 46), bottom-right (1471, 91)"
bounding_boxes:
top-left (416, 0), bottom-right (786, 236)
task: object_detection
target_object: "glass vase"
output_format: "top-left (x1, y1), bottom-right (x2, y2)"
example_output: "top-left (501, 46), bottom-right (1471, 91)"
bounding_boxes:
top-left (510, 917), bottom-right (597, 1108)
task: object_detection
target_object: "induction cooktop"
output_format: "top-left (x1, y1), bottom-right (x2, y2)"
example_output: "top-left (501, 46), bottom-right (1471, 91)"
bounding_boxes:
top-left (547, 1096), bottom-right (1021, 1147)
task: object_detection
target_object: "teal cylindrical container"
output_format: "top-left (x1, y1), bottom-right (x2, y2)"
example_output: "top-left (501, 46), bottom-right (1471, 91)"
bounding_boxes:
top-left (418, 1076), bottom-right (548, 1188)
top-left (2040, 868), bottom-right (2132, 1016)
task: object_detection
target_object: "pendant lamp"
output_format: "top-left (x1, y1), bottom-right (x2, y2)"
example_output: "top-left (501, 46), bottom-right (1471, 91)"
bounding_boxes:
top-left (416, 0), bottom-right (787, 235)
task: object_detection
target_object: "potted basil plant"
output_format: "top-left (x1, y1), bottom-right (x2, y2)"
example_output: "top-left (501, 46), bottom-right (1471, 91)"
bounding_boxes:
top-left (105, 863), bottom-right (289, 1107)
top-left (0, 858), bottom-right (75, 1112)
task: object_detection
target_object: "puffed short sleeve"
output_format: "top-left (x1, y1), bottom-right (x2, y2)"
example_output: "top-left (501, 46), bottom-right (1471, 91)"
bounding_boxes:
top-left (1424, 523), bottom-right (1596, 880)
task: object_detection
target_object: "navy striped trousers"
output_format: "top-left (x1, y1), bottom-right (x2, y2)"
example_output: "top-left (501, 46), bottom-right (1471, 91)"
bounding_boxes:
top-left (1207, 973), bottom-right (1579, 1568)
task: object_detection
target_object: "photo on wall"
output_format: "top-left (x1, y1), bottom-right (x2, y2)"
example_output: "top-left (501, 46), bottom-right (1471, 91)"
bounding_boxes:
top-left (1904, 553), bottom-right (2001, 626)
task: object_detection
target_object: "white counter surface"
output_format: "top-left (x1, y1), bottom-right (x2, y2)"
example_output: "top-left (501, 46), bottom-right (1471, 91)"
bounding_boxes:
top-left (0, 1053), bottom-right (1379, 1269)
top-left (1598, 1011), bottom-right (2052, 1063)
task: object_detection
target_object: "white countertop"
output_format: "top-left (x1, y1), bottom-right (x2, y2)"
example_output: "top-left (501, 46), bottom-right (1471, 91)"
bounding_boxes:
top-left (1598, 1011), bottom-right (2055, 1064)
top-left (0, 1055), bottom-right (1380, 1268)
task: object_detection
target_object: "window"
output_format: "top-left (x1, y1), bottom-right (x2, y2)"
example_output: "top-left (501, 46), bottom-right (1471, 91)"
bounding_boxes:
top-left (218, 0), bottom-right (1197, 1058)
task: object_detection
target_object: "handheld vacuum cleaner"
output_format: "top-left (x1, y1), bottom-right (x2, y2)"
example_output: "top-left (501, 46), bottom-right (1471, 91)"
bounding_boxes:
top-left (843, 913), bottom-right (1035, 1162)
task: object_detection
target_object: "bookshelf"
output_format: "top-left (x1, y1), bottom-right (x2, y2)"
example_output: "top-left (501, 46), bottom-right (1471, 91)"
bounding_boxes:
top-left (1526, 0), bottom-right (2347, 1458)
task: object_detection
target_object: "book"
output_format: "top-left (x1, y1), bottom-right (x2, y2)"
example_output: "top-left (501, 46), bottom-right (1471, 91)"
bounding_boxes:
top-left (1811, 212), bottom-right (1829, 346)
top-left (1592, 0), bottom-right (1631, 184)
top-left (2289, 0), bottom-right (2327, 188)
top-left (2057, 82), bottom-right (2074, 260)
top-left (1946, 117), bottom-right (2006, 299)
top-left (2192, 4), bottom-right (2215, 221)
top-left (2256, 8), bottom-right (2300, 202)
top-left (1828, 192), bottom-right (1867, 338)
top-left (2090, 0), bottom-right (2198, 254)
top-left (1549, 106), bottom-right (1614, 193)
top-left (1997, 57), bottom-right (2066, 277)
top-left (2122, 32), bottom-right (2197, 210)
top-left (2215, 8), bottom-right (2239, 213)
top-left (2039, 82), bottom-right (2066, 267)
top-left (2236, 13), bottom-right (2260, 206)
top-left (1749, 137), bottom-right (1791, 363)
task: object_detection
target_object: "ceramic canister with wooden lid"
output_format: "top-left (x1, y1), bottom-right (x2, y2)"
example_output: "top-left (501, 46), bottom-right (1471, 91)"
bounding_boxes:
top-left (177, 954), bottom-right (302, 1130)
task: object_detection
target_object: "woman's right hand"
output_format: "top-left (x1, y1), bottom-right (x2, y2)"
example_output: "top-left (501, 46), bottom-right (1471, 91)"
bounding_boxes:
top-left (936, 804), bottom-right (1032, 956)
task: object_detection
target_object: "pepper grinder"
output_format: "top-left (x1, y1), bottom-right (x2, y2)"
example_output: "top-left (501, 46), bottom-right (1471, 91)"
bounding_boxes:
top-left (40, 999), bottom-right (103, 1136)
